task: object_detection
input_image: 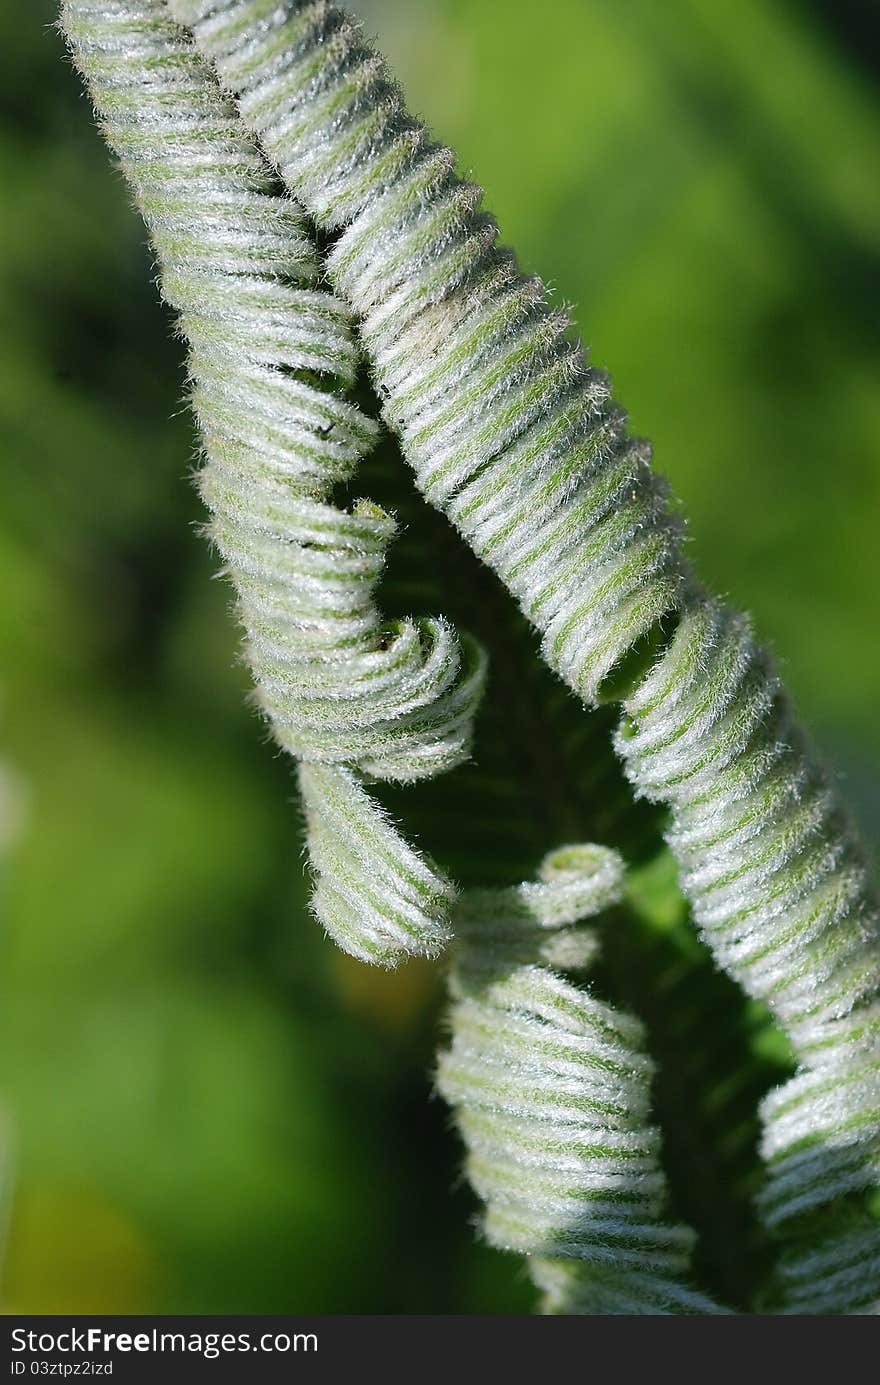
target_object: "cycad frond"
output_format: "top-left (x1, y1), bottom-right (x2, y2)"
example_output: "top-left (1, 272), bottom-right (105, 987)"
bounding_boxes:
top-left (169, 0), bottom-right (880, 1309)
top-left (60, 0), bottom-right (880, 1312)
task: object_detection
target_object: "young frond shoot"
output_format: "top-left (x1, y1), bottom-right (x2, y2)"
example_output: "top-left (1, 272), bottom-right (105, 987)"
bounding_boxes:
top-left (60, 0), bottom-right (880, 1313)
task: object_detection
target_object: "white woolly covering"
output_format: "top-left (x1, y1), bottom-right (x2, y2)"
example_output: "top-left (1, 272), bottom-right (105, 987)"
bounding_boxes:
top-left (618, 601), bottom-right (880, 1062)
top-left (168, 0), bottom-right (688, 703)
top-left (171, 0), bottom-right (880, 1310)
top-left (437, 844), bottom-right (726, 1314)
top-left (618, 599), bottom-right (880, 1311)
top-left (60, 0), bottom-right (486, 964)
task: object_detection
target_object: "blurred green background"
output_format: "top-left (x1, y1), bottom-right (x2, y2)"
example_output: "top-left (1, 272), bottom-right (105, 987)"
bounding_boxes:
top-left (0, 0), bottom-right (877, 1313)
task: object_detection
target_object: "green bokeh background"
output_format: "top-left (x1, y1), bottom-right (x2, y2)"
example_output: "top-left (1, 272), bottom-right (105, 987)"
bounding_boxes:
top-left (0, 0), bottom-right (877, 1312)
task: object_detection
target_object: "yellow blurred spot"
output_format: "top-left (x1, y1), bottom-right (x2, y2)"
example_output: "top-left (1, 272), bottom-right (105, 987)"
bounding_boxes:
top-left (2, 1181), bottom-right (159, 1314)
top-left (332, 952), bottom-right (441, 1033)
